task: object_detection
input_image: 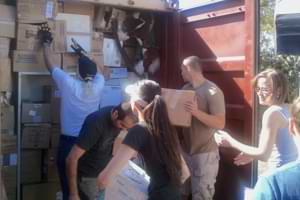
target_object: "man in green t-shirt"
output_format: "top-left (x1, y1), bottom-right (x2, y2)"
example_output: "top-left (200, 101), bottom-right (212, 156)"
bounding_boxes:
top-left (180, 56), bottom-right (226, 200)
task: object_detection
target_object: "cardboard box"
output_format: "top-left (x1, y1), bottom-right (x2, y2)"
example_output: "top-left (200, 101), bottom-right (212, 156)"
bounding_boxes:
top-left (0, 5), bottom-right (15, 38)
top-left (161, 88), bottom-right (196, 127)
top-left (59, 1), bottom-right (95, 20)
top-left (17, 0), bottom-right (57, 23)
top-left (22, 182), bottom-right (61, 200)
top-left (50, 126), bottom-right (60, 148)
top-left (105, 161), bottom-right (150, 200)
top-left (16, 23), bottom-right (40, 51)
top-left (43, 148), bottom-right (59, 181)
top-left (1, 166), bottom-right (17, 200)
top-left (22, 103), bottom-right (51, 123)
top-left (52, 20), bottom-right (67, 53)
top-left (0, 134), bottom-right (16, 154)
top-left (22, 125), bottom-right (51, 149)
top-left (21, 150), bottom-right (42, 183)
top-left (0, 104), bottom-right (14, 134)
top-left (0, 58), bottom-right (12, 92)
top-left (103, 38), bottom-right (122, 67)
top-left (17, 20), bottom-right (66, 52)
top-left (92, 32), bottom-right (103, 53)
top-left (0, 38), bottom-right (10, 58)
top-left (62, 53), bottom-right (104, 73)
top-left (13, 50), bottom-right (61, 72)
top-left (56, 13), bottom-right (91, 52)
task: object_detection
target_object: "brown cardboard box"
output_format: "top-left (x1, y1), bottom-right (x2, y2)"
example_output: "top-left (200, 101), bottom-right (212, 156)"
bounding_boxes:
top-left (43, 148), bottom-right (59, 181)
top-left (0, 38), bottom-right (10, 58)
top-left (22, 125), bottom-right (51, 149)
top-left (22, 103), bottom-right (51, 123)
top-left (17, 0), bottom-right (57, 23)
top-left (50, 125), bottom-right (60, 148)
top-left (52, 20), bottom-right (67, 53)
top-left (59, 1), bottom-right (95, 20)
top-left (21, 150), bottom-right (42, 183)
top-left (22, 182), bottom-right (61, 200)
top-left (13, 50), bottom-right (61, 72)
top-left (16, 23), bottom-right (40, 51)
top-left (0, 58), bottom-right (12, 92)
top-left (161, 88), bottom-right (196, 127)
top-left (62, 53), bottom-right (104, 73)
top-left (0, 5), bottom-right (15, 38)
top-left (17, 20), bottom-right (66, 52)
top-left (0, 134), bottom-right (16, 154)
top-left (92, 32), bottom-right (103, 53)
top-left (0, 105), bottom-right (14, 135)
top-left (1, 166), bottom-right (17, 200)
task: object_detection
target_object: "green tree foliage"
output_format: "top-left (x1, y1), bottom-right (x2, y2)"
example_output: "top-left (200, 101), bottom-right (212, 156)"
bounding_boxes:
top-left (260, 0), bottom-right (300, 102)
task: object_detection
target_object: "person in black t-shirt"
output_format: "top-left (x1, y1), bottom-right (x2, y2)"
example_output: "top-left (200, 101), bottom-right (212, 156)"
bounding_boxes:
top-left (66, 103), bottom-right (136, 200)
top-left (97, 80), bottom-right (184, 200)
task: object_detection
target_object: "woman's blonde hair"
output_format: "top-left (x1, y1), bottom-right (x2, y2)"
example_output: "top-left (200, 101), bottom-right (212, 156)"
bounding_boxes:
top-left (291, 97), bottom-right (300, 129)
top-left (252, 68), bottom-right (288, 104)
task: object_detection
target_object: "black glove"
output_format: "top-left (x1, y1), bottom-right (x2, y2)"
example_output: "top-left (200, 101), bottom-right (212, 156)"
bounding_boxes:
top-left (38, 23), bottom-right (53, 45)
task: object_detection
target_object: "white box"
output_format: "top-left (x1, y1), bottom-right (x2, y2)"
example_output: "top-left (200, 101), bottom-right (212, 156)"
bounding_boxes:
top-left (65, 34), bottom-right (91, 53)
top-left (103, 38), bottom-right (122, 67)
top-left (109, 67), bottom-right (128, 79)
top-left (56, 13), bottom-right (91, 52)
top-left (56, 13), bottom-right (90, 33)
top-left (105, 161), bottom-right (150, 200)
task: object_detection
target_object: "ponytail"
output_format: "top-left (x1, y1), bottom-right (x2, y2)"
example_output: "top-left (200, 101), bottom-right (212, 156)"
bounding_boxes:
top-left (144, 95), bottom-right (182, 185)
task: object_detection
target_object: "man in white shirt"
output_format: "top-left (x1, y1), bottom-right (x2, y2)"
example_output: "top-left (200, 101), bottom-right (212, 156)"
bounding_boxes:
top-left (40, 25), bottom-right (105, 200)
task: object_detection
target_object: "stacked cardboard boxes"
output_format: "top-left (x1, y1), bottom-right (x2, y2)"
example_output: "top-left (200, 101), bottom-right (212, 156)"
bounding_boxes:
top-left (2, 1), bottom-right (166, 200)
top-left (0, 4), bottom-right (14, 91)
top-left (14, 0), bottom-right (62, 72)
top-left (57, 2), bottom-right (104, 73)
top-left (14, 1), bottom-right (105, 198)
top-left (13, 1), bottom-right (59, 197)
top-left (0, 4), bottom-right (16, 200)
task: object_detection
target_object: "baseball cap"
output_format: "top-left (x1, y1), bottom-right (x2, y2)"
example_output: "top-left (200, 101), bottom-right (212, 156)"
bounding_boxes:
top-left (78, 55), bottom-right (97, 82)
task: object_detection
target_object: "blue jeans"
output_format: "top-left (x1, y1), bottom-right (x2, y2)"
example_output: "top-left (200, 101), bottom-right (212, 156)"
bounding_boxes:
top-left (57, 135), bottom-right (77, 200)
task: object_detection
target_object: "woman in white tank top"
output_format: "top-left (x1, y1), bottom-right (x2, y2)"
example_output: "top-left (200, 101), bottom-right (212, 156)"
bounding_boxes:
top-left (216, 69), bottom-right (298, 171)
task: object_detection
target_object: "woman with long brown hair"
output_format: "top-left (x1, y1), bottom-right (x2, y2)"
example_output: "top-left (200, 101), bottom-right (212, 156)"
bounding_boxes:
top-left (97, 79), bottom-right (183, 200)
top-left (216, 69), bottom-right (298, 170)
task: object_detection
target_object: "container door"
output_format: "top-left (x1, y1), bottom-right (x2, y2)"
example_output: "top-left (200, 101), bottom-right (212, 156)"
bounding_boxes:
top-left (159, 0), bottom-right (257, 199)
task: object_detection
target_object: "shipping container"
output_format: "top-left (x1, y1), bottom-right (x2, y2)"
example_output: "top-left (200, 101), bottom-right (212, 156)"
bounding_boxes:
top-left (1, 0), bottom-right (258, 200)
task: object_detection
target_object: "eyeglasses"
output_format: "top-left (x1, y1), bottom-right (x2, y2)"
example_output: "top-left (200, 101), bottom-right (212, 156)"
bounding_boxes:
top-left (255, 87), bottom-right (272, 93)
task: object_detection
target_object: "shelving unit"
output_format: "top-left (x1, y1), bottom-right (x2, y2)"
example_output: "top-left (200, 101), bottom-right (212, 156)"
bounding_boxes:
top-left (16, 72), bottom-right (77, 200)
top-left (16, 72), bottom-right (51, 200)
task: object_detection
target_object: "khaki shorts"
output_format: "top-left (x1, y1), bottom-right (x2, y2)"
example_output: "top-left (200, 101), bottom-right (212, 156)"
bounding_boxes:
top-left (181, 150), bottom-right (220, 200)
top-left (78, 177), bottom-right (104, 200)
